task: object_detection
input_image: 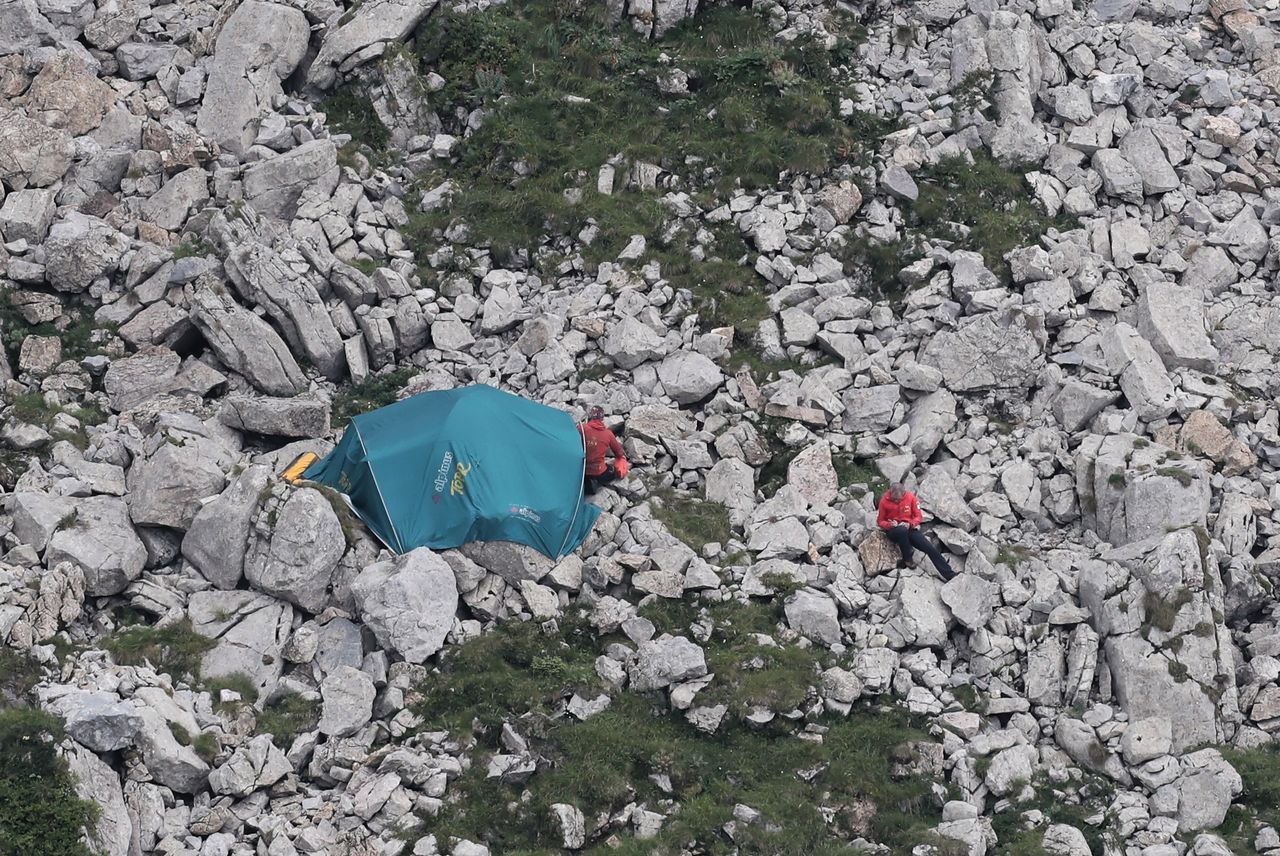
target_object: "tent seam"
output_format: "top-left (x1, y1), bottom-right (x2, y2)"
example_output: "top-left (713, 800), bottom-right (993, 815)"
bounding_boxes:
top-left (356, 420), bottom-right (405, 554)
top-left (554, 421), bottom-right (590, 560)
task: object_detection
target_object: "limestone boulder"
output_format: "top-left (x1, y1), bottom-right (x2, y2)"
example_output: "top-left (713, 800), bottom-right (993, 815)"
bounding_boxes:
top-left (244, 487), bottom-right (346, 613)
top-left (350, 547), bottom-right (459, 663)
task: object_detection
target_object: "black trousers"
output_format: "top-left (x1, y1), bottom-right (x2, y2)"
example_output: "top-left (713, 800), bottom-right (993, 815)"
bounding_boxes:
top-left (584, 463), bottom-right (619, 495)
top-left (885, 525), bottom-right (955, 581)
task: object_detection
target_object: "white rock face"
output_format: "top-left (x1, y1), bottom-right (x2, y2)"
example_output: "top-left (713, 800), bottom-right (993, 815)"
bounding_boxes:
top-left (244, 487), bottom-right (346, 613)
top-left (350, 547), bottom-right (459, 663)
top-left (629, 636), bottom-right (707, 691)
top-left (319, 666), bottom-right (376, 737)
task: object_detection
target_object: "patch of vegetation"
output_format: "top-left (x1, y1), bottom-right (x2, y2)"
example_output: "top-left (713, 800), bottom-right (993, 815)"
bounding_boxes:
top-left (255, 694), bottom-right (321, 745)
top-left (171, 238), bottom-right (214, 260)
top-left (418, 625), bottom-right (942, 855)
top-left (204, 673), bottom-right (259, 713)
top-left (994, 544), bottom-right (1032, 569)
top-left (412, 615), bottom-right (601, 733)
top-left (331, 367), bottom-right (415, 428)
top-left (833, 454), bottom-right (888, 494)
top-left (1141, 588), bottom-right (1194, 635)
top-left (831, 231), bottom-right (925, 304)
top-left (1220, 745), bottom-right (1280, 851)
top-left (0, 708), bottom-right (101, 856)
top-left (988, 774), bottom-right (1113, 856)
top-left (103, 619), bottom-right (216, 682)
top-left (1107, 472), bottom-right (1126, 488)
top-left (950, 69), bottom-right (994, 126)
top-left (908, 151), bottom-right (1074, 283)
top-left (406, 2), bottom-right (890, 259)
top-left (321, 82), bottom-right (390, 150)
top-left (0, 650), bottom-right (43, 703)
top-left (1155, 465), bottom-right (1195, 487)
top-left (315, 484), bottom-right (365, 547)
top-left (652, 488), bottom-right (733, 550)
top-left (0, 295), bottom-right (117, 370)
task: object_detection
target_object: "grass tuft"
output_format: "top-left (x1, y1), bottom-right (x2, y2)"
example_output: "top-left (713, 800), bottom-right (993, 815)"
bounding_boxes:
top-left (255, 694), bottom-right (320, 745)
top-left (652, 488), bottom-right (732, 550)
top-left (0, 708), bottom-right (101, 856)
top-left (331, 367), bottom-right (415, 428)
top-left (103, 619), bottom-right (215, 682)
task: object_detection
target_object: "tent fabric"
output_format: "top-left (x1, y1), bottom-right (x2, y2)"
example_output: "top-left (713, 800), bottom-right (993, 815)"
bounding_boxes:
top-left (303, 385), bottom-right (600, 558)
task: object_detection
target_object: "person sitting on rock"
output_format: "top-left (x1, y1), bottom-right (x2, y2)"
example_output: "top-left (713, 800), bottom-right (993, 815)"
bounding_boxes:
top-left (579, 405), bottom-right (629, 495)
top-left (877, 482), bottom-right (956, 581)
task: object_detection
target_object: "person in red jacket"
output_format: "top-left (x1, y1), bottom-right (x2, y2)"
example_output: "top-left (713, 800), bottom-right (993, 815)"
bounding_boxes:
top-left (877, 482), bottom-right (955, 581)
top-left (579, 406), bottom-right (629, 495)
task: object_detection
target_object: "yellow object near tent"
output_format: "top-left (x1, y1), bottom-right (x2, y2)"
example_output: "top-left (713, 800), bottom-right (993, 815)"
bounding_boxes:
top-left (281, 452), bottom-right (319, 484)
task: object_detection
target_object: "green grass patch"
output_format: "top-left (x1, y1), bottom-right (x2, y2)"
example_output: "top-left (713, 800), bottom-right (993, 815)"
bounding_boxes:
top-left (204, 673), bottom-right (259, 713)
top-left (416, 602), bottom-right (943, 854)
top-left (405, 2), bottom-right (891, 259)
top-left (907, 151), bottom-right (1073, 283)
top-left (321, 83), bottom-right (390, 151)
top-left (1155, 466), bottom-right (1195, 488)
top-left (331, 367), bottom-right (415, 428)
top-left (1141, 588), bottom-right (1193, 635)
top-left (0, 708), bottom-right (101, 856)
top-left (103, 619), bottom-right (215, 682)
top-left (0, 295), bottom-right (117, 371)
top-left (994, 544), bottom-right (1032, 569)
top-left (833, 454), bottom-right (887, 494)
top-left (412, 615), bottom-right (602, 733)
top-left (652, 488), bottom-right (733, 550)
top-left (988, 773), bottom-right (1113, 856)
top-left (0, 650), bottom-right (43, 703)
top-left (255, 694), bottom-right (321, 746)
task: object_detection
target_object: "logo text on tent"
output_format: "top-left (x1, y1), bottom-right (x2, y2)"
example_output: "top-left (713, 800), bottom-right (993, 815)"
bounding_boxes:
top-left (432, 452), bottom-right (455, 498)
top-left (510, 505), bottom-right (542, 523)
top-left (451, 462), bottom-right (472, 496)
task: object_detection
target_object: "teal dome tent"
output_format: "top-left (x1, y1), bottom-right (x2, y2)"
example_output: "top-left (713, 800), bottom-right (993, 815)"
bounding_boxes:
top-left (303, 385), bottom-right (601, 559)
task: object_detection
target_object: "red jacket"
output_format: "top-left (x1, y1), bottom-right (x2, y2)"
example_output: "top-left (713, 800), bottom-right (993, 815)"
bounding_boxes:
top-left (579, 420), bottom-right (624, 477)
top-left (878, 491), bottom-right (922, 529)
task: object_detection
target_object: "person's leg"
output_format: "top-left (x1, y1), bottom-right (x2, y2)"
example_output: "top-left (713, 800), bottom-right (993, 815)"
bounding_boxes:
top-left (884, 525), bottom-right (915, 566)
top-left (909, 529), bottom-right (955, 580)
top-left (583, 473), bottom-right (598, 495)
top-left (596, 463), bottom-right (619, 487)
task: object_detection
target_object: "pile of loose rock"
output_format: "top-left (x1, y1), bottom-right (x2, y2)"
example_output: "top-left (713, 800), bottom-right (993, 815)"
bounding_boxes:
top-left (3, 0), bottom-right (1280, 852)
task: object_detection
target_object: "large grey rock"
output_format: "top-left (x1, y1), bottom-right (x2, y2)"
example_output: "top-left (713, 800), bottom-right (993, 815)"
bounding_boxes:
top-left (1136, 282), bottom-right (1218, 372)
top-left (11, 491), bottom-right (74, 554)
top-left (705, 458), bottom-right (755, 509)
top-left (657, 352), bottom-right (724, 404)
top-left (1042, 824), bottom-right (1090, 856)
top-left (218, 394), bottom-right (330, 439)
top-left (0, 109), bottom-right (73, 188)
top-left (208, 733), bottom-right (291, 797)
top-left (196, 0), bottom-right (309, 155)
top-left (1091, 149), bottom-right (1144, 202)
top-left (46, 496), bottom-right (147, 596)
top-left (66, 742), bottom-right (131, 856)
top-left (888, 577), bottom-right (951, 648)
top-left (101, 346), bottom-right (182, 411)
top-left (1171, 749), bottom-right (1242, 833)
top-left (842, 384), bottom-right (900, 433)
top-left (1099, 323), bottom-right (1176, 421)
top-left (904, 389), bottom-right (956, 460)
top-left (48, 690), bottom-right (143, 752)
top-left (132, 701), bottom-right (209, 793)
top-left (460, 540), bottom-right (552, 584)
top-left (1050, 379), bottom-right (1117, 433)
top-left (350, 547), bottom-right (459, 663)
top-left (602, 316), bottom-right (666, 369)
top-left (126, 436), bottom-right (230, 531)
top-left (244, 487), bottom-right (345, 613)
top-left (140, 167), bottom-right (209, 232)
top-left (940, 574), bottom-right (997, 630)
top-left (224, 242), bottom-right (345, 380)
top-left (1076, 434), bottom-right (1209, 546)
top-left (307, 0), bottom-right (441, 90)
top-left (629, 635), bottom-right (707, 691)
top-left (0, 0), bottom-right (55, 54)
top-left (182, 465), bottom-right (270, 589)
top-left (920, 314), bottom-right (1042, 391)
top-left (784, 589), bottom-right (841, 646)
top-left (1120, 716), bottom-right (1172, 765)
top-left (43, 212), bottom-right (128, 292)
top-left (190, 590), bottom-right (293, 702)
top-left (242, 140), bottom-right (339, 220)
top-left (319, 665), bottom-right (375, 737)
top-left (115, 42), bottom-right (187, 80)
top-left (1118, 126), bottom-right (1180, 195)
top-left (0, 187), bottom-right (57, 242)
top-left (984, 744), bottom-right (1037, 796)
top-left (189, 282), bottom-right (307, 395)
top-left (917, 467), bottom-right (978, 531)
top-left (1180, 245), bottom-right (1237, 295)
top-left (786, 443), bottom-right (837, 507)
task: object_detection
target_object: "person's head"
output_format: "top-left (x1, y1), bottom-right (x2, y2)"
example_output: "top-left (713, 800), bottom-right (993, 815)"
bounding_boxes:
top-left (889, 482), bottom-right (906, 501)
top-left (588, 405), bottom-right (605, 422)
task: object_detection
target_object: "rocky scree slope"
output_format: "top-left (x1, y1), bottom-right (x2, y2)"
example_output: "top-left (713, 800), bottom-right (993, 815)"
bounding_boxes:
top-left (2, 0), bottom-right (1280, 853)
